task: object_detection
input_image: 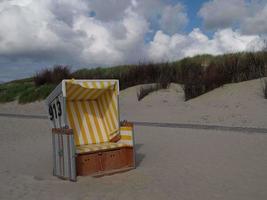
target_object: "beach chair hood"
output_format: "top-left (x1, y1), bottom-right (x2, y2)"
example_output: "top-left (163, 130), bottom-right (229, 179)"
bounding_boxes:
top-left (64, 80), bottom-right (120, 146)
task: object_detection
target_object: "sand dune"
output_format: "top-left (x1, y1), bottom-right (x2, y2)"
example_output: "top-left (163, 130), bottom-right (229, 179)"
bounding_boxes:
top-left (120, 78), bottom-right (267, 128)
top-left (1, 78), bottom-right (266, 128)
top-left (0, 78), bottom-right (267, 199)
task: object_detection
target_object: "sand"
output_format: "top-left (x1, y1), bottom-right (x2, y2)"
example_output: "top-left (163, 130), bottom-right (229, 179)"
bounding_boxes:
top-left (1, 78), bottom-right (266, 128)
top-left (0, 78), bottom-right (267, 199)
top-left (120, 78), bottom-right (267, 128)
top-left (0, 100), bottom-right (46, 117)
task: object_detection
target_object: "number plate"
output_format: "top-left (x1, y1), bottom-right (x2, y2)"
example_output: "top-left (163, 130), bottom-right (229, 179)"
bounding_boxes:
top-left (48, 95), bottom-right (65, 128)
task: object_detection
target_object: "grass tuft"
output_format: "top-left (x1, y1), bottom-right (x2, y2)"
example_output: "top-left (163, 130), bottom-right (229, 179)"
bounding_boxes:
top-left (181, 52), bottom-right (267, 100)
top-left (137, 84), bottom-right (164, 101)
top-left (0, 82), bottom-right (34, 102)
top-left (34, 65), bottom-right (71, 86)
top-left (18, 84), bottom-right (55, 104)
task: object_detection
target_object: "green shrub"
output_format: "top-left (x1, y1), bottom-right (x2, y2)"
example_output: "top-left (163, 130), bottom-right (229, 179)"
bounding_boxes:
top-left (0, 82), bottom-right (34, 102)
top-left (18, 84), bottom-right (55, 104)
top-left (181, 52), bottom-right (267, 100)
top-left (34, 65), bottom-right (71, 86)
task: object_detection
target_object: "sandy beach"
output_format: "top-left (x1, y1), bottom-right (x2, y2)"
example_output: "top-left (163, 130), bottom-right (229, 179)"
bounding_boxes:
top-left (0, 79), bottom-right (267, 199)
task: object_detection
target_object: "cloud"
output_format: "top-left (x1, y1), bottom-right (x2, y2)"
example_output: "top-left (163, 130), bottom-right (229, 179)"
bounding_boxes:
top-left (159, 4), bottom-right (188, 35)
top-left (0, 0), bottom-right (149, 67)
top-left (198, 0), bottom-right (247, 30)
top-left (73, 7), bottom-right (149, 66)
top-left (87, 0), bottom-right (131, 22)
top-left (0, 0), bottom-right (83, 64)
top-left (198, 0), bottom-right (267, 35)
top-left (148, 28), bottom-right (263, 62)
top-left (0, 0), bottom-right (266, 82)
top-left (241, 3), bottom-right (267, 35)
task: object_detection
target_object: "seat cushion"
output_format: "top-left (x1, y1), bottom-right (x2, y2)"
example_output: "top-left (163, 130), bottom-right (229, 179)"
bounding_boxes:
top-left (76, 142), bottom-right (130, 154)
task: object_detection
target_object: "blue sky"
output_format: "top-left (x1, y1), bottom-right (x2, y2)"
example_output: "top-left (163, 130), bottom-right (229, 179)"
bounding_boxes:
top-left (177, 0), bottom-right (205, 32)
top-left (0, 0), bottom-right (266, 82)
top-left (145, 0), bottom-right (208, 41)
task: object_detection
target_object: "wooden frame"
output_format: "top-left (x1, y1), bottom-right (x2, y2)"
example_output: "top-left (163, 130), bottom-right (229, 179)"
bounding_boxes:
top-left (51, 126), bottom-right (135, 180)
top-left (76, 146), bottom-right (134, 177)
top-left (51, 128), bottom-right (76, 181)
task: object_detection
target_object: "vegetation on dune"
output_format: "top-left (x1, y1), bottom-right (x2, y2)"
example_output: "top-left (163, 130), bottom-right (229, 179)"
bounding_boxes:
top-left (0, 81), bottom-right (56, 104)
top-left (0, 82), bottom-right (33, 103)
top-left (263, 80), bottom-right (267, 99)
top-left (34, 65), bottom-right (71, 86)
top-left (72, 62), bottom-right (175, 90)
top-left (18, 84), bottom-right (55, 103)
top-left (181, 52), bottom-right (267, 100)
top-left (0, 51), bottom-right (267, 103)
top-left (137, 83), bottom-right (168, 101)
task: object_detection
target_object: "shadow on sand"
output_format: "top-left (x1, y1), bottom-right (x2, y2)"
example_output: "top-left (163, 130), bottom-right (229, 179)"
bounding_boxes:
top-left (135, 143), bottom-right (145, 167)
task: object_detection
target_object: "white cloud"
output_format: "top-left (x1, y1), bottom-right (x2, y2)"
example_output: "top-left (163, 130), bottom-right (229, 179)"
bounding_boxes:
top-left (148, 28), bottom-right (263, 62)
top-left (159, 4), bottom-right (188, 34)
top-left (0, 0), bottom-right (266, 82)
top-left (87, 0), bottom-right (131, 21)
top-left (198, 0), bottom-right (267, 35)
top-left (73, 7), bottom-right (149, 65)
top-left (0, 0), bottom-right (149, 67)
top-left (241, 3), bottom-right (267, 35)
top-left (0, 0), bottom-right (84, 63)
top-left (198, 0), bottom-right (247, 30)
top-left (87, 0), bottom-right (163, 24)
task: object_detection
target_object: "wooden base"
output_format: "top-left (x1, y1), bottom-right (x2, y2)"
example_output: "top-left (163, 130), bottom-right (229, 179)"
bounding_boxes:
top-left (76, 147), bottom-right (134, 176)
top-left (93, 166), bottom-right (135, 177)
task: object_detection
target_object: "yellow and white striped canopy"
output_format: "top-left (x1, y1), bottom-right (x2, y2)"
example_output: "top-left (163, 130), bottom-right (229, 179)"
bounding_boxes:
top-left (65, 80), bottom-right (119, 146)
top-left (65, 79), bottom-right (119, 100)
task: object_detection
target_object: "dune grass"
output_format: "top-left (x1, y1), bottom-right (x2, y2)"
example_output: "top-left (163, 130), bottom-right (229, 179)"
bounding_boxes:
top-left (0, 51), bottom-right (266, 103)
top-left (0, 82), bottom-right (33, 102)
top-left (264, 80), bottom-right (267, 99)
top-left (34, 65), bottom-right (71, 86)
top-left (0, 81), bottom-right (56, 104)
top-left (137, 84), bottom-right (166, 101)
top-left (18, 84), bottom-right (55, 104)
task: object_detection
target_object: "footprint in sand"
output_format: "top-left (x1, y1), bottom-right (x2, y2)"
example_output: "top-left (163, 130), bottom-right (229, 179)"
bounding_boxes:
top-left (33, 176), bottom-right (44, 181)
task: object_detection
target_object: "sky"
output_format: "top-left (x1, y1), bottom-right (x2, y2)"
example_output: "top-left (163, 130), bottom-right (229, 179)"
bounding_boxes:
top-left (0, 0), bottom-right (267, 82)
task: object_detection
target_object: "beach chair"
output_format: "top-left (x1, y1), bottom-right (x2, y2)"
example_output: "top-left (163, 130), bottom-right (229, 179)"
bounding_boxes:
top-left (46, 79), bottom-right (135, 181)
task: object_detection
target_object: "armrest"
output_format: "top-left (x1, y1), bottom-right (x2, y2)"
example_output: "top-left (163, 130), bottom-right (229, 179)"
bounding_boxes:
top-left (117, 125), bottom-right (134, 146)
top-left (109, 131), bottom-right (121, 143)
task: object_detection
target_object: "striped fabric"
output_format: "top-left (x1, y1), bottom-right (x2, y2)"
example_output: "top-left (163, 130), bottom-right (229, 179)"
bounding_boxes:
top-left (66, 80), bottom-right (118, 101)
top-left (75, 126), bottom-right (133, 154)
top-left (118, 126), bottom-right (134, 146)
top-left (64, 80), bottom-right (134, 155)
top-left (66, 80), bottom-right (119, 146)
top-left (76, 142), bottom-right (130, 154)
